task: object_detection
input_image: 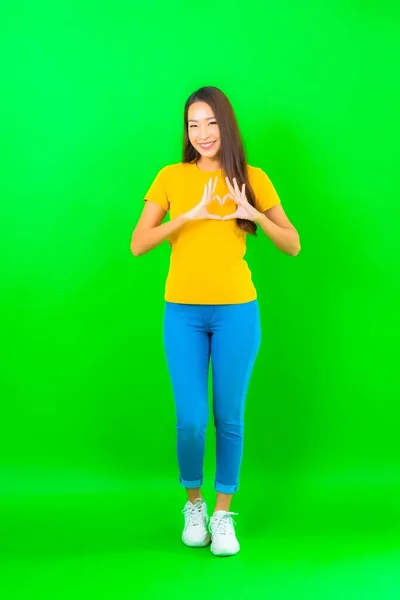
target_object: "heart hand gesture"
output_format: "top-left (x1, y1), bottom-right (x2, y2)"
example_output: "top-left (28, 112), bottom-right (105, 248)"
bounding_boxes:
top-left (222, 177), bottom-right (261, 222)
top-left (184, 177), bottom-right (222, 222)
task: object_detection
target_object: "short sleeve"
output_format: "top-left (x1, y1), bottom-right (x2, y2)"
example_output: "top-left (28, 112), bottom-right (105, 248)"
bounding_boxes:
top-left (144, 168), bottom-right (170, 212)
top-left (252, 168), bottom-right (281, 213)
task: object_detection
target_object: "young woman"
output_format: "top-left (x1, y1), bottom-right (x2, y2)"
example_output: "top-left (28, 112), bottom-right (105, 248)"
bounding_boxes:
top-left (131, 86), bottom-right (300, 557)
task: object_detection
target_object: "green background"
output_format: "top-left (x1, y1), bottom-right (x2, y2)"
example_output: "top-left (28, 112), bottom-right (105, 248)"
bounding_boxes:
top-left (1, 1), bottom-right (399, 598)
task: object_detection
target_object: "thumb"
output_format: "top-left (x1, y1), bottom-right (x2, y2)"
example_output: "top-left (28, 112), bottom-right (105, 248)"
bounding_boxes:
top-left (222, 212), bottom-right (238, 221)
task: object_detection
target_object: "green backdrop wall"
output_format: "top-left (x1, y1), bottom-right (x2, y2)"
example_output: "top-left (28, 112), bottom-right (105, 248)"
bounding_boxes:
top-left (1, 1), bottom-right (399, 598)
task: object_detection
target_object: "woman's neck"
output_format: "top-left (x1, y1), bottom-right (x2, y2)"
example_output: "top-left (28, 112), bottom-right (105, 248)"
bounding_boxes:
top-left (196, 156), bottom-right (221, 172)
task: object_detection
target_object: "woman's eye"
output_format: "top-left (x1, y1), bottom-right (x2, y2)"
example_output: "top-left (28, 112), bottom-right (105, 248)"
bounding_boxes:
top-left (189, 122), bottom-right (217, 128)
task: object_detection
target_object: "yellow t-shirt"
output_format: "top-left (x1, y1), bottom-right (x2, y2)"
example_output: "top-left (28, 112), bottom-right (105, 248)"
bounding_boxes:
top-left (144, 161), bottom-right (281, 304)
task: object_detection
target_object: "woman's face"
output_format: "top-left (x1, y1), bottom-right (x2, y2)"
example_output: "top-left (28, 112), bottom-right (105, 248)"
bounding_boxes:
top-left (187, 101), bottom-right (221, 160)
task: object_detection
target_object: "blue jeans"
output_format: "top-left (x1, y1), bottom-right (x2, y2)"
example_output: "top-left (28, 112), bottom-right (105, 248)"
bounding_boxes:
top-left (163, 300), bottom-right (261, 494)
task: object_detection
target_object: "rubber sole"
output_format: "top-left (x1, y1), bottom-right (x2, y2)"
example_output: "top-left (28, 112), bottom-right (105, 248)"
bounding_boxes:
top-left (210, 545), bottom-right (240, 557)
top-left (182, 533), bottom-right (211, 548)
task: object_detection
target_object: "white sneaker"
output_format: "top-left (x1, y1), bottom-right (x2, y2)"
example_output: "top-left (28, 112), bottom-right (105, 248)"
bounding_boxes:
top-left (181, 498), bottom-right (211, 547)
top-left (209, 510), bottom-right (240, 556)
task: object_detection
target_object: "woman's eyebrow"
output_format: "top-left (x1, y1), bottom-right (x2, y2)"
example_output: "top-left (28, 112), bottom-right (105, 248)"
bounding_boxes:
top-left (188, 117), bottom-right (216, 122)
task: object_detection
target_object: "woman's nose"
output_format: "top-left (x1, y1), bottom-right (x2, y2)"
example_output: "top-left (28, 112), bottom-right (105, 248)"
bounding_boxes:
top-left (200, 123), bottom-right (208, 139)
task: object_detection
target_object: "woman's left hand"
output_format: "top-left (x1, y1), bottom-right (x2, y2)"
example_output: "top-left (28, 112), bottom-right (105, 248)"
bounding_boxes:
top-left (223, 177), bottom-right (262, 222)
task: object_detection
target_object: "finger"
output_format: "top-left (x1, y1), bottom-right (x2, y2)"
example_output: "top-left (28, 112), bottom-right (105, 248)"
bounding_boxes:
top-left (207, 213), bottom-right (223, 220)
top-left (208, 177), bottom-right (215, 201)
top-left (205, 190), bottom-right (218, 205)
top-left (225, 177), bottom-right (235, 196)
top-left (212, 176), bottom-right (218, 195)
top-left (233, 177), bottom-right (241, 197)
top-left (233, 192), bottom-right (245, 206)
top-left (241, 183), bottom-right (246, 198)
top-left (201, 183), bottom-right (208, 203)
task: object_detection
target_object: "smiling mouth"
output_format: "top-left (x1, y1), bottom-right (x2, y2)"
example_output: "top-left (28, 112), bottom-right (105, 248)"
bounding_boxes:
top-left (199, 141), bottom-right (216, 150)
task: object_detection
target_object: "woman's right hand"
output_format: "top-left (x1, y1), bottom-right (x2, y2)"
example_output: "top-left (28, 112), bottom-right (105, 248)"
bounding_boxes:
top-left (131, 176), bottom-right (221, 256)
top-left (183, 177), bottom-right (222, 222)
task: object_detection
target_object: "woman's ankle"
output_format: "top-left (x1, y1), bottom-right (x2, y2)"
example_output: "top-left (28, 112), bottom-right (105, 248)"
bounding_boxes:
top-left (186, 488), bottom-right (202, 504)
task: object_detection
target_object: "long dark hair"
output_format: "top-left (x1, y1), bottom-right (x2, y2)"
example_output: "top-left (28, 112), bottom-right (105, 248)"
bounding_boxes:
top-left (182, 86), bottom-right (257, 235)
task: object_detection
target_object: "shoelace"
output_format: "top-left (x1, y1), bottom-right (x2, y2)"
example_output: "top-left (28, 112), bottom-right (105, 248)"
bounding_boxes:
top-left (209, 511), bottom-right (238, 535)
top-left (182, 501), bottom-right (204, 528)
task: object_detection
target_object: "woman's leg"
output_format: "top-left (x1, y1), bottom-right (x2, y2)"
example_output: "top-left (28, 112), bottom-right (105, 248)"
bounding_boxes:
top-left (163, 302), bottom-right (211, 501)
top-left (210, 300), bottom-right (261, 512)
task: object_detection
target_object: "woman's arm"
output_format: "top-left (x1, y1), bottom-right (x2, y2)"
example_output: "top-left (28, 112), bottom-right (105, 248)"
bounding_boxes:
top-left (255, 204), bottom-right (301, 256)
top-left (130, 201), bottom-right (189, 256)
top-left (222, 177), bottom-right (300, 256)
top-left (131, 177), bottom-right (221, 256)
